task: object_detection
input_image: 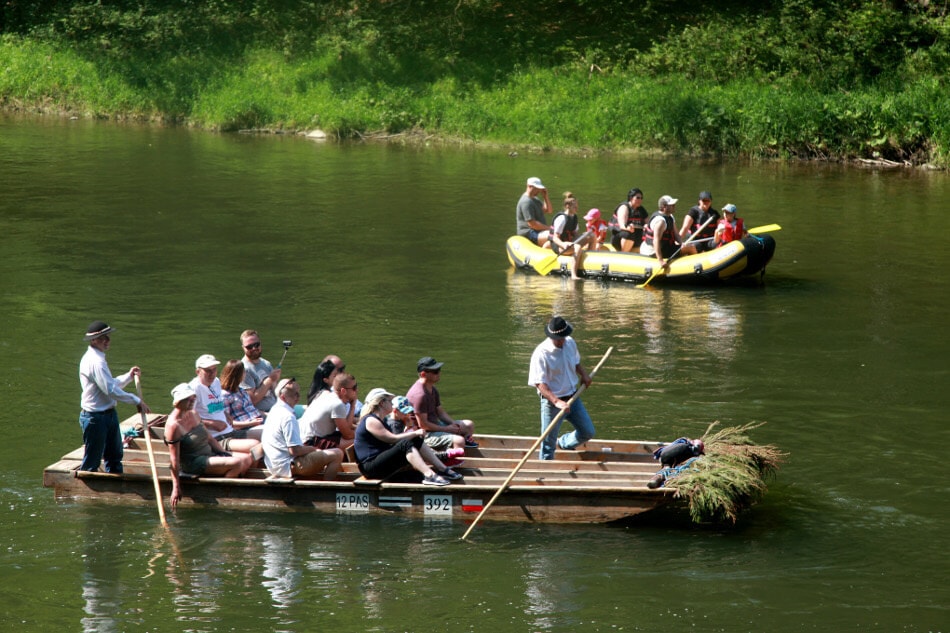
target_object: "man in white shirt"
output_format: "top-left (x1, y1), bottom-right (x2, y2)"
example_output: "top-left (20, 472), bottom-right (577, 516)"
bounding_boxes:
top-left (528, 316), bottom-right (595, 460)
top-left (262, 378), bottom-right (343, 480)
top-left (189, 354), bottom-right (261, 458)
top-left (78, 320), bottom-right (150, 472)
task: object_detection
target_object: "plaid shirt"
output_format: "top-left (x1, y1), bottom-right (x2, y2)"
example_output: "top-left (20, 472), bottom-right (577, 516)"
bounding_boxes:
top-left (224, 388), bottom-right (261, 422)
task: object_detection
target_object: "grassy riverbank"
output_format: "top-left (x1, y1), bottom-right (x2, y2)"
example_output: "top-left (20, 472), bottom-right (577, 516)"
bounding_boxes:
top-left (2, 1), bottom-right (948, 166)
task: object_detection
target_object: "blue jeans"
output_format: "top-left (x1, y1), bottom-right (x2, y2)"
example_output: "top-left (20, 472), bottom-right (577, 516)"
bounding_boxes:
top-left (538, 396), bottom-right (595, 460)
top-left (79, 409), bottom-right (124, 473)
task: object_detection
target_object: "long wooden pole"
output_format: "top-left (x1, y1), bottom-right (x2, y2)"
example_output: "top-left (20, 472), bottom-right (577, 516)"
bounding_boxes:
top-left (461, 345), bottom-right (613, 541)
top-left (134, 375), bottom-right (168, 528)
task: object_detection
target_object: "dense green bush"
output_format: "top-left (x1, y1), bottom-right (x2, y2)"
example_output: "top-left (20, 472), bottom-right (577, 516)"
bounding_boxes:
top-left (1, 1), bottom-right (948, 164)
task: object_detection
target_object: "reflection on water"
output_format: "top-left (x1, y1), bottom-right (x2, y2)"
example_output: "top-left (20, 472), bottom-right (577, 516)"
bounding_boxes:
top-left (505, 269), bottom-right (743, 372)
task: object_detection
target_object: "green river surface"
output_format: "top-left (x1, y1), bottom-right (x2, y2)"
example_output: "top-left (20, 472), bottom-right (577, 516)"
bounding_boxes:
top-left (1, 114), bottom-right (947, 632)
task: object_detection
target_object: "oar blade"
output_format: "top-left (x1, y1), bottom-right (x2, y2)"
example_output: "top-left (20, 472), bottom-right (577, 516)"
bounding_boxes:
top-left (748, 223), bottom-right (781, 234)
top-left (532, 254), bottom-right (561, 276)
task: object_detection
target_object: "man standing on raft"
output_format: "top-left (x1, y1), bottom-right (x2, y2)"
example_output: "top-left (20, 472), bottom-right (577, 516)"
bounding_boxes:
top-left (78, 320), bottom-right (150, 472)
top-left (529, 316), bottom-right (595, 460)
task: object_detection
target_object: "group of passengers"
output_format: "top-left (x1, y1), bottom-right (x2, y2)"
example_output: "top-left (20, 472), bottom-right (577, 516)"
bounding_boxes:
top-left (159, 331), bottom-right (475, 504)
top-left (515, 176), bottom-right (749, 278)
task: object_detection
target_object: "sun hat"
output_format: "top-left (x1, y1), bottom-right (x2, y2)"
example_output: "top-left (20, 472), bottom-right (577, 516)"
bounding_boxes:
top-left (364, 387), bottom-right (395, 408)
top-left (526, 176), bottom-right (546, 190)
top-left (658, 195), bottom-right (678, 208)
top-left (417, 356), bottom-right (445, 373)
top-left (171, 382), bottom-right (196, 405)
top-left (84, 320), bottom-right (115, 341)
top-left (722, 203), bottom-right (738, 214)
top-left (545, 316), bottom-right (574, 339)
top-left (195, 354), bottom-right (220, 369)
top-left (392, 395), bottom-right (415, 415)
top-left (584, 208), bottom-right (601, 221)
top-left (699, 191), bottom-right (713, 201)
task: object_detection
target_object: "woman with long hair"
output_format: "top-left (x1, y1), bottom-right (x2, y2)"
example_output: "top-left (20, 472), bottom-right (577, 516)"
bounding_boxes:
top-left (220, 359), bottom-right (265, 441)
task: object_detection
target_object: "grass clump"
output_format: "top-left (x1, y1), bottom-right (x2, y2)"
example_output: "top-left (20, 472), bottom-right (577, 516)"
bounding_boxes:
top-left (664, 422), bottom-right (786, 525)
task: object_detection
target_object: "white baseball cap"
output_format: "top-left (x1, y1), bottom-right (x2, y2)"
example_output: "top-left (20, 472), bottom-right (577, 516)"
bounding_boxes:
top-left (526, 177), bottom-right (546, 189)
top-left (195, 354), bottom-right (220, 369)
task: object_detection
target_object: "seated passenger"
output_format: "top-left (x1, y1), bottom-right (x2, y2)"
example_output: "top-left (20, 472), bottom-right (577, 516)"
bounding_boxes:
top-left (261, 378), bottom-right (343, 480)
top-left (165, 383), bottom-right (253, 507)
top-left (354, 388), bottom-right (462, 485)
top-left (297, 372), bottom-right (359, 451)
top-left (715, 204), bottom-right (748, 247)
top-left (515, 176), bottom-right (552, 247)
top-left (611, 188), bottom-right (649, 251)
top-left (680, 191), bottom-right (719, 253)
top-left (306, 354), bottom-right (345, 405)
top-left (220, 359), bottom-right (264, 441)
top-left (189, 354), bottom-right (262, 458)
top-left (640, 195), bottom-right (692, 267)
top-left (388, 396), bottom-right (465, 466)
top-left (549, 192), bottom-right (597, 280)
top-left (407, 356), bottom-right (477, 448)
top-left (584, 208), bottom-right (609, 251)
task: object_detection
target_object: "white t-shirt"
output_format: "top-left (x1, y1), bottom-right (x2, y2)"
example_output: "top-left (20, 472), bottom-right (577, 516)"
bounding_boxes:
top-left (262, 399), bottom-right (301, 477)
top-left (297, 390), bottom-right (351, 442)
top-left (189, 376), bottom-right (233, 439)
top-left (528, 336), bottom-right (581, 398)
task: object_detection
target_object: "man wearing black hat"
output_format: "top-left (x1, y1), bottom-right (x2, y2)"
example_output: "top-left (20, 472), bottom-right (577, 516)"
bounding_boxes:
top-left (78, 320), bottom-right (150, 472)
top-left (528, 316), bottom-right (595, 460)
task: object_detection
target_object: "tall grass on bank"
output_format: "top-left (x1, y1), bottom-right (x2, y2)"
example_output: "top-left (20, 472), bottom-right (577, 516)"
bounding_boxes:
top-left (2, 34), bottom-right (948, 166)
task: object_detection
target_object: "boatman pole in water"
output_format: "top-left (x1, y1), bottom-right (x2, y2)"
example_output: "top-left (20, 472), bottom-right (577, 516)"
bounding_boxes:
top-left (135, 376), bottom-right (169, 529)
top-left (461, 346), bottom-right (613, 541)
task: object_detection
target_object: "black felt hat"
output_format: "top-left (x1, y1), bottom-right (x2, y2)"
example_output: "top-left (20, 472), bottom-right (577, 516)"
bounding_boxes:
top-left (84, 320), bottom-right (114, 341)
top-left (545, 316), bottom-right (574, 339)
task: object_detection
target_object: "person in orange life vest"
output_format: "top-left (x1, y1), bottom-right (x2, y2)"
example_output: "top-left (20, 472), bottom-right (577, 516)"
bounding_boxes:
top-left (584, 208), bottom-right (609, 251)
top-left (715, 204), bottom-right (748, 247)
top-left (640, 195), bottom-right (691, 270)
top-left (550, 192), bottom-right (597, 280)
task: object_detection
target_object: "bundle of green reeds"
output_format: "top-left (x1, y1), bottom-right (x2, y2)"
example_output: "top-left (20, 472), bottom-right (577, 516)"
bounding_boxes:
top-left (664, 422), bottom-right (785, 525)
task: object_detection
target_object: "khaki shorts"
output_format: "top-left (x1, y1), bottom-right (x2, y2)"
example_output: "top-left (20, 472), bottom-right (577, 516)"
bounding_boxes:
top-left (292, 450), bottom-right (335, 476)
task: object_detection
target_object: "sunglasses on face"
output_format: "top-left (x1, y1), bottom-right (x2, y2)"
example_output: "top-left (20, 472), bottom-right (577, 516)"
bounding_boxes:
top-left (244, 342), bottom-right (261, 350)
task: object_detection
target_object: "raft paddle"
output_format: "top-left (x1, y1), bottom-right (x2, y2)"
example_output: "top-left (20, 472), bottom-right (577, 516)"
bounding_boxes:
top-left (689, 223), bottom-right (782, 245)
top-left (461, 346), bottom-right (613, 541)
top-left (134, 375), bottom-right (169, 529)
top-left (532, 230), bottom-right (592, 276)
top-left (636, 215), bottom-right (714, 288)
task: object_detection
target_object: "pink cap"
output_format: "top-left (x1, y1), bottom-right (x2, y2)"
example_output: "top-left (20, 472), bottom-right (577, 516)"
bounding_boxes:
top-left (584, 208), bottom-right (601, 221)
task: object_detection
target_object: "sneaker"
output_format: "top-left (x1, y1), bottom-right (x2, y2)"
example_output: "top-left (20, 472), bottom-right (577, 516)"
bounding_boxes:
top-left (464, 436), bottom-right (479, 448)
top-left (423, 473), bottom-right (450, 486)
top-left (437, 468), bottom-right (463, 481)
top-left (444, 457), bottom-right (465, 467)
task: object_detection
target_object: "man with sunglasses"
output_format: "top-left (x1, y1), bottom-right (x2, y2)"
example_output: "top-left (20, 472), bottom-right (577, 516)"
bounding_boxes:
top-left (297, 371), bottom-right (360, 451)
top-left (78, 320), bottom-right (150, 472)
top-left (239, 329), bottom-right (281, 412)
top-left (406, 356), bottom-right (478, 448)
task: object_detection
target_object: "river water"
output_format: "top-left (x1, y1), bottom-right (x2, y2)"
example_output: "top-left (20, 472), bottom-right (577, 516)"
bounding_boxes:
top-left (1, 114), bottom-right (947, 632)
